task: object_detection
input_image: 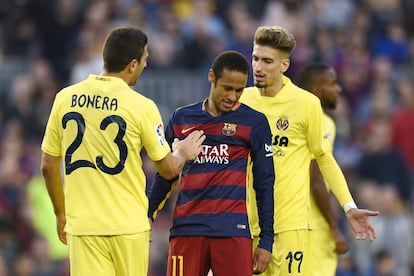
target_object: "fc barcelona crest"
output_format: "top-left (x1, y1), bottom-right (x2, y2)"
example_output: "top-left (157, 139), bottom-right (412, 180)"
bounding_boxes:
top-left (276, 117), bottom-right (289, 131)
top-left (222, 123), bottom-right (237, 136)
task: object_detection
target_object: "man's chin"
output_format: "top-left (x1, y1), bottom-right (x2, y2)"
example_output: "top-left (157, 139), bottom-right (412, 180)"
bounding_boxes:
top-left (254, 82), bottom-right (265, 88)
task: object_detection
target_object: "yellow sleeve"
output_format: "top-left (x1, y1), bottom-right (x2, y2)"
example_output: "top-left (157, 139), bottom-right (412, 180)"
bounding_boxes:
top-left (140, 100), bottom-right (171, 161)
top-left (315, 152), bottom-right (354, 207)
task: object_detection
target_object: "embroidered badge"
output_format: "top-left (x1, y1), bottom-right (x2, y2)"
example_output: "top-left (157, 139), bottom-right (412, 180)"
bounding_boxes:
top-left (276, 117), bottom-right (289, 131)
top-left (222, 123), bottom-right (237, 136)
top-left (155, 123), bottom-right (166, 146)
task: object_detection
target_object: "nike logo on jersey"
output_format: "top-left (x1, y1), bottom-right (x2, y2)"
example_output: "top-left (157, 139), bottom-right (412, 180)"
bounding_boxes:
top-left (181, 127), bottom-right (196, 134)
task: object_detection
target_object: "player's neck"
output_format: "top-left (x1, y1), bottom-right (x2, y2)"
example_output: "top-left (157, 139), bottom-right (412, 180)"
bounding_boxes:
top-left (204, 98), bottom-right (221, 117)
top-left (259, 82), bottom-right (285, 97)
top-left (102, 70), bottom-right (130, 85)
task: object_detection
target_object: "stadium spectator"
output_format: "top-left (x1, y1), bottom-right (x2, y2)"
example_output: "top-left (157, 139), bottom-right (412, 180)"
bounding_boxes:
top-left (391, 75), bottom-right (414, 184)
top-left (358, 117), bottom-right (411, 204)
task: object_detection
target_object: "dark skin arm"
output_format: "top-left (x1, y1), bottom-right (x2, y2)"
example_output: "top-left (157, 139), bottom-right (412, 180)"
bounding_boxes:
top-left (310, 159), bottom-right (348, 254)
top-left (253, 247), bottom-right (272, 274)
top-left (40, 153), bottom-right (67, 245)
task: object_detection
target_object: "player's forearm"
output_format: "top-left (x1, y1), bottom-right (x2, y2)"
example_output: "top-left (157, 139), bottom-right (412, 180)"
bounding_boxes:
top-left (315, 152), bottom-right (354, 208)
top-left (148, 173), bottom-right (178, 221)
top-left (310, 160), bottom-right (337, 228)
top-left (154, 153), bottom-right (186, 180)
top-left (155, 130), bottom-right (205, 179)
top-left (254, 173), bottom-right (275, 252)
top-left (41, 168), bottom-right (65, 216)
top-left (40, 153), bottom-right (65, 217)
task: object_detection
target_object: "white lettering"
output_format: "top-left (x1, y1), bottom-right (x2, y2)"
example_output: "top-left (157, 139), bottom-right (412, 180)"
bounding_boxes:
top-left (220, 144), bottom-right (229, 156)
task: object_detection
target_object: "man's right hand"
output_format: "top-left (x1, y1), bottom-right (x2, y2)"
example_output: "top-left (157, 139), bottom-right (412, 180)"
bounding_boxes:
top-left (172, 130), bottom-right (205, 160)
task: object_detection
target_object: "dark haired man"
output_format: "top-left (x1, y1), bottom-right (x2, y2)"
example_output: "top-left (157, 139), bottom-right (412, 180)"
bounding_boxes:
top-left (149, 50), bottom-right (275, 275)
top-left (40, 26), bottom-right (205, 275)
top-left (297, 63), bottom-right (348, 275)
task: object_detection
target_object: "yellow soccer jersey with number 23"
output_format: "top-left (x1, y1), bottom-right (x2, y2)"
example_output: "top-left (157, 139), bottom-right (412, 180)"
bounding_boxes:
top-left (41, 75), bottom-right (171, 236)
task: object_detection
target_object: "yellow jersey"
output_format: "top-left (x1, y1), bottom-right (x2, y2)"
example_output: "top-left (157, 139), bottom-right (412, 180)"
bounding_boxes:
top-left (41, 74), bottom-right (171, 235)
top-left (240, 76), bottom-right (352, 235)
top-left (310, 112), bottom-right (336, 229)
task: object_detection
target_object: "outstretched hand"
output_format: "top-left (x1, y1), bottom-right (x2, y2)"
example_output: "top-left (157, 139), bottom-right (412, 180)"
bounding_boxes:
top-left (172, 130), bottom-right (205, 160)
top-left (346, 208), bottom-right (380, 241)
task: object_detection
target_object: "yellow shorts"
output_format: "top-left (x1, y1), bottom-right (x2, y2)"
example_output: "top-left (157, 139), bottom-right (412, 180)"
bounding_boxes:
top-left (253, 229), bottom-right (310, 276)
top-left (67, 231), bottom-right (150, 276)
top-left (310, 226), bottom-right (338, 275)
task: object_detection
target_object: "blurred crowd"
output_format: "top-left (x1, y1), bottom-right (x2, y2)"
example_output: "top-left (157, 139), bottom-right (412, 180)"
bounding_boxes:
top-left (1, 0), bottom-right (414, 275)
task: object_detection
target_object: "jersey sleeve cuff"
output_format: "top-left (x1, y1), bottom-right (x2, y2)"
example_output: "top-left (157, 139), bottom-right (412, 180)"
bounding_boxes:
top-left (258, 237), bottom-right (273, 253)
top-left (343, 201), bottom-right (357, 213)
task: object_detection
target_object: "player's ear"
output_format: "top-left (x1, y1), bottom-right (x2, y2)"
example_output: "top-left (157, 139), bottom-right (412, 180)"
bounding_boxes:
top-left (208, 69), bottom-right (215, 84)
top-left (280, 58), bottom-right (290, 73)
top-left (128, 59), bottom-right (138, 73)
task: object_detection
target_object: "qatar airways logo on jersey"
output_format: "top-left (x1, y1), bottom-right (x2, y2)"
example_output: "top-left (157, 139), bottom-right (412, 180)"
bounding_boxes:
top-left (194, 144), bottom-right (229, 164)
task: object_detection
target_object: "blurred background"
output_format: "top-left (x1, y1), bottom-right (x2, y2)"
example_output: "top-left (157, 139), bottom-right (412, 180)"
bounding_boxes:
top-left (0, 0), bottom-right (414, 275)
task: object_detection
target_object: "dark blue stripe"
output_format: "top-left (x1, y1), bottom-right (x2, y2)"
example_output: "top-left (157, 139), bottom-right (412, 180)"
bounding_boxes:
top-left (176, 185), bottom-right (246, 204)
top-left (183, 158), bottom-right (248, 174)
top-left (171, 213), bottom-right (251, 238)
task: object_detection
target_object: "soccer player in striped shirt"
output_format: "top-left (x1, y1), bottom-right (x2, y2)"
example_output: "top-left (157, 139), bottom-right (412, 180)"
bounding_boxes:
top-left (148, 50), bottom-right (275, 276)
top-left (240, 26), bottom-right (379, 276)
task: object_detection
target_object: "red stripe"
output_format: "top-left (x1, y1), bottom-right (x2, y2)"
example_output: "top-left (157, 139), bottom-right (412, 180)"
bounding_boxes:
top-left (222, 146), bottom-right (249, 158)
top-left (174, 199), bottom-right (246, 218)
top-left (174, 123), bottom-right (251, 141)
top-left (181, 171), bottom-right (246, 190)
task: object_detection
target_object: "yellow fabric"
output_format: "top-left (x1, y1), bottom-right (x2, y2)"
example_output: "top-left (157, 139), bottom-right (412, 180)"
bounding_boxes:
top-left (253, 230), bottom-right (310, 276)
top-left (41, 74), bottom-right (170, 235)
top-left (314, 152), bottom-right (353, 207)
top-left (241, 76), bottom-right (353, 239)
top-left (309, 112), bottom-right (338, 275)
top-left (241, 76), bottom-right (330, 235)
top-left (67, 232), bottom-right (150, 275)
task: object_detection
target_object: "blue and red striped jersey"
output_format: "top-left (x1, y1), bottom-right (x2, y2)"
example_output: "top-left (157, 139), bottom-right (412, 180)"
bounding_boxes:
top-left (148, 100), bottom-right (275, 252)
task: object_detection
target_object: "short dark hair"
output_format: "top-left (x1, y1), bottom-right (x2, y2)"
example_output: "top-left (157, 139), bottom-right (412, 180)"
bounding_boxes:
top-left (296, 63), bottom-right (331, 91)
top-left (211, 50), bottom-right (250, 80)
top-left (102, 27), bottom-right (148, 73)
